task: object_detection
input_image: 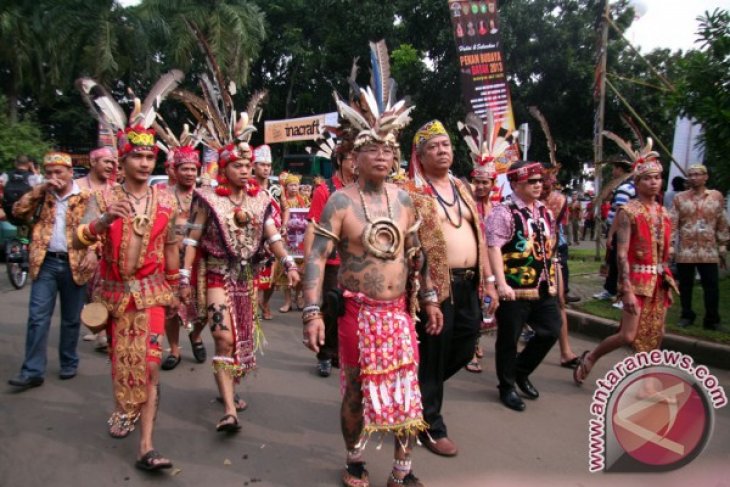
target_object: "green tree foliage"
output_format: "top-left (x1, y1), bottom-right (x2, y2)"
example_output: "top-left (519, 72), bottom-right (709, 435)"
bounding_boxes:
top-left (672, 9), bottom-right (730, 192)
top-left (0, 97), bottom-right (52, 170)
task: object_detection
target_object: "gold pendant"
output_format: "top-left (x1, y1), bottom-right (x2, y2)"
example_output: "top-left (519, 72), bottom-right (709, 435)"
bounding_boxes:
top-left (362, 217), bottom-right (401, 260)
top-left (132, 215), bottom-right (151, 236)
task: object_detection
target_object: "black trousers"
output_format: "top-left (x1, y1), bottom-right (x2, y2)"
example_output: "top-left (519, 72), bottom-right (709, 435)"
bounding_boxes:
top-left (417, 272), bottom-right (481, 439)
top-left (317, 264), bottom-right (340, 361)
top-left (495, 292), bottom-right (561, 391)
top-left (603, 234), bottom-right (619, 295)
top-left (558, 243), bottom-right (570, 295)
top-left (677, 263), bottom-right (720, 326)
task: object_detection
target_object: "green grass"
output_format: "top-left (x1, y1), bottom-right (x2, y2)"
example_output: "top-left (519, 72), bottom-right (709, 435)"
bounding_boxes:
top-left (567, 247), bottom-right (604, 261)
top-left (569, 259), bottom-right (730, 345)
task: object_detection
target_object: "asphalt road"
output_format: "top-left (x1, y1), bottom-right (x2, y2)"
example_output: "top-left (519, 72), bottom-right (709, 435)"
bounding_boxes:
top-left (0, 279), bottom-right (728, 487)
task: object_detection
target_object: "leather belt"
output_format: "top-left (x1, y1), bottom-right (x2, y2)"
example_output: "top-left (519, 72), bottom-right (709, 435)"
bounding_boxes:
top-left (451, 267), bottom-right (477, 281)
top-left (632, 264), bottom-right (664, 275)
top-left (46, 251), bottom-right (69, 261)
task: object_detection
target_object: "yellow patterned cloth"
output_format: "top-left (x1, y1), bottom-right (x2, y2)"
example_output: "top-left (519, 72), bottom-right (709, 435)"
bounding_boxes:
top-left (412, 120), bottom-right (448, 149)
top-left (13, 185), bottom-right (95, 285)
top-left (43, 151), bottom-right (73, 168)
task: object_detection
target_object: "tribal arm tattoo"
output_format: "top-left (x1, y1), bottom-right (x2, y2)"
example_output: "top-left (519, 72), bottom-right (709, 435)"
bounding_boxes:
top-left (302, 194), bottom-right (345, 306)
top-left (615, 210), bottom-right (633, 294)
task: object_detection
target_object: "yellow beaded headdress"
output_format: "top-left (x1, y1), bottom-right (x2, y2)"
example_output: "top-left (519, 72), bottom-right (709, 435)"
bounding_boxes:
top-left (43, 151), bottom-right (73, 168)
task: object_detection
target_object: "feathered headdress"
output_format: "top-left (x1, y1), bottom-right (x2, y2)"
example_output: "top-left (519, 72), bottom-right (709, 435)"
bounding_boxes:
top-left (458, 110), bottom-right (517, 179)
top-left (170, 22), bottom-right (267, 195)
top-left (528, 106), bottom-right (561, 183)
top-left (333, 40), bottom-right (414, 162)
top-left (602, 130), bottom-right (662, 179)
top-left (76, 70), bottom-right (184, 158)
top-left (153, 117), bottom-right (206, 169)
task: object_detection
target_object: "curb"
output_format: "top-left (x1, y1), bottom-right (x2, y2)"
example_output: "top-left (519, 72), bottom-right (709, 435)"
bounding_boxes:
top-left (566, 309), bottom-right (730, 371)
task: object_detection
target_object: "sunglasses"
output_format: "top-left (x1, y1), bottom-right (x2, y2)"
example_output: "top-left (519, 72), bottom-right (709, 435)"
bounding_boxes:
top-left (526, 178), bottom-right (544, 185)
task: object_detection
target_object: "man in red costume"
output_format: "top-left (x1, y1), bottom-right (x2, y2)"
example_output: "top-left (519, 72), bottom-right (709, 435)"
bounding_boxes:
top-left (78, 124), bottom-right (179, 470)
top-left (574, 137), bottom-right (676, 384)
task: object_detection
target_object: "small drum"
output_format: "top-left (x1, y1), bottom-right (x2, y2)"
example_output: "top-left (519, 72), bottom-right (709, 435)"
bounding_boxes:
top-left (81, 302), bottom-right (109, 333)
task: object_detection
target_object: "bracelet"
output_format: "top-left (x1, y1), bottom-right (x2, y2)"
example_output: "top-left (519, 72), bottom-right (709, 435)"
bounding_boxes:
top-left (165, 271), bottom-right (180, 281)
top-left (267, 233), bottom-right (282, 245)
top-left (281, 255), bottom-right (297, 272)
top-left (418, 289), bottom-right (438, 304)
top-left (302, 311), bottom-right (324, 324)
top-left (180, 269), bottom-right (192, 278)
top-left (302, 305), bottom-right (321, 314)
top-left (76, 225), bottom-right (95, 247)
top-left (485, 275), bottom-right (496, 283)
top-left (182, 238), bottom-right (198, 247)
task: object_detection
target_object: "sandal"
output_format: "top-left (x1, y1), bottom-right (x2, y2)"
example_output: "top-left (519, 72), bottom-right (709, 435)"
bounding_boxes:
top-left (465, 359), bottom-right (482, 373)
top-left (135, 449), bottom-right (172, 471)
top-left (161, 354), bottom-right (181, 371)
top-left (261, 303), bottom-right (273, 320)
top-left (573, 351), bottom-right (591, 386)
top-left (342, 462), bottom-right (369, 487)
top-left (387, 471), bottom-right (424, 487)
top-left (279, 304), bottom-right (291, 313)
top-left (189, 334), bottom-right (207, 363)
top-left (560, 356), bottom-right (580, 369)
top-left (216, 414), bottom-right (242, 433)
top-left (475, 345), bottom-right (484, 359)
top-left (108, 411), bottom-right (134, 439)
top-left (216, 393), bottom-right (248, 412)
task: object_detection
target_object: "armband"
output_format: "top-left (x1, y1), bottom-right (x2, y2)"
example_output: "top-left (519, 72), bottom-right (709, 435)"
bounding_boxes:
top-left (182, 238), bottom-right (198, 247)
top-left (267, 233), bottom-right (282, 245)
top-left (485, 275), bottom-right (496, 284)
top-left (311, 221), bottom-right (340, 243)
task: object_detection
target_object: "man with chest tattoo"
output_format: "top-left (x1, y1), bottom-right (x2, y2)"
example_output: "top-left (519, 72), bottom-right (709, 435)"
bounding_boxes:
top-left (407, 120), bottom-right (498, 456)
top-left (302, 40), bottom-right (442, 487)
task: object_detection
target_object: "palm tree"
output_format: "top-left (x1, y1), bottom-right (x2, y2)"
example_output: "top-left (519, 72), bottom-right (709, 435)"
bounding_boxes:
top-left (0, 0), bottom-right (44, 121)
top-left (138, 0), bottom-right (266, 86)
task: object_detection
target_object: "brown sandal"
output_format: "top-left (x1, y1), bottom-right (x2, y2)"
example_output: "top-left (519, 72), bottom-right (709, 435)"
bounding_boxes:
top-left (342, 462), bottom-right (369, 487)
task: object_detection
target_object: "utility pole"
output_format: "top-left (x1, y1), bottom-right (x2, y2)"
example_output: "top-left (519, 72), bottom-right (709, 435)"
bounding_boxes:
top-left (593, 0), bottom-right (610, 260)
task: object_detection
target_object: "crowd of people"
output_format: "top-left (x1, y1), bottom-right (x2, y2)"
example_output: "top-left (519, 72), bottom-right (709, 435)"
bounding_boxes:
top-left (2, 40), bottom-right (728, 486)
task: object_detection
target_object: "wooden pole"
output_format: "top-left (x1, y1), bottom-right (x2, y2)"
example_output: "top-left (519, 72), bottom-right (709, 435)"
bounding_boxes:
top-left (593, 0), bottom-right (610, 260)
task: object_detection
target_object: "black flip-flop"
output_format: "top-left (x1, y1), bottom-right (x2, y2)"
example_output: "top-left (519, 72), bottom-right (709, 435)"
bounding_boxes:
top-left (216, 414), bottom-right (241, 433)
top-left (161, 354), bottom-right (181, 371)
top-left (135, 450), bottom-right (172, 471)
top-left (189, 334), bottom-right (207, 363)
top-left (560, 357), bottom-right (580, 369)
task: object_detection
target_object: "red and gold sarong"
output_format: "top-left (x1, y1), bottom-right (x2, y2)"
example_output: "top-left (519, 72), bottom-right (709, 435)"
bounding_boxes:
top-left (628, 281), bottom-right (671, 352)
top-left (109, 305), bottom-right (165, 422)
top-left (339, 290), bottom-right (427, 441)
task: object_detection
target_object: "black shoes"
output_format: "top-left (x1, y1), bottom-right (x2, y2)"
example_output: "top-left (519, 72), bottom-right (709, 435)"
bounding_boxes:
top-left (566, 295), bottom-right (581, 303)
top-left (677, 318), bottom-right (694, 328)
top-left (516, 376), bottom-right (539, 399)
top-left (499, 389), bottom-right (526, 412)
top-left (59, 370), bottom-right (77, 380)
top-left (317, 359), bottom-right (332, 377)
top-left (8, 375), bottom-right (44, 389)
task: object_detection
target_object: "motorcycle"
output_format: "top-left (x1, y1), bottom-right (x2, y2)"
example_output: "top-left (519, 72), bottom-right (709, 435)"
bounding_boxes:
top-left (5, 236), bottom-right (29, 289)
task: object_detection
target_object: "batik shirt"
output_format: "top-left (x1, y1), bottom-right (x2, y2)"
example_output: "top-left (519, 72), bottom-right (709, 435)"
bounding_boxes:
top-left (670, 189), bottom-right (729, 264)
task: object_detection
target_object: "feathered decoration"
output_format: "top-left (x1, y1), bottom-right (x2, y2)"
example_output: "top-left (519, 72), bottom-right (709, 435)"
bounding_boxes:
top-left (333, 39), bottom-right (414, 169)
top-left (137, 70), bottom-right (184, 128)
top-left (528, 106), bottom-right (558, 166)
top-left (603, 130), bottom-right (662, 178)
top-left (75, 78), bottom-right (127, 140)
top-left (457, 109), bottom-right (513, 176)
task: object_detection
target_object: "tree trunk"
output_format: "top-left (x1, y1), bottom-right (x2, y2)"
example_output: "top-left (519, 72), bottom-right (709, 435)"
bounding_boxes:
top-left (283, 61), bottom-right (300, 157)
top-left (7, 91), bottom-right (18, 124)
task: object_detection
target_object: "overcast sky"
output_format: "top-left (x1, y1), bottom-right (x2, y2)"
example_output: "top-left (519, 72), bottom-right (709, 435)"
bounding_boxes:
top-left (625, 0), bottom-right (729, 52)
top-left (118, 0), bottom-right (728, 52)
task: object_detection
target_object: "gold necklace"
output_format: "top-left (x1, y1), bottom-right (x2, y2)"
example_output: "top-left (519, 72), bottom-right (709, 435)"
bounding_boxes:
top-left (358, 186), bottom-right (401, 260)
